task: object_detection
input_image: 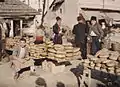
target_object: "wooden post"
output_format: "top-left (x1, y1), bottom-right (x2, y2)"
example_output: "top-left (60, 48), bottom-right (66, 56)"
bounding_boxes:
top-left (10, 20), bottom-right (14, 37)
top-left (47, 0), bottom-right (49, 25)
top-left (20, 20), bottom-right (23, 36)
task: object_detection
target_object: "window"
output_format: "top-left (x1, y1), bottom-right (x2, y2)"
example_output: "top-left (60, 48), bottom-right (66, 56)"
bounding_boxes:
top-left (0, 0), bottom-right (4, 2)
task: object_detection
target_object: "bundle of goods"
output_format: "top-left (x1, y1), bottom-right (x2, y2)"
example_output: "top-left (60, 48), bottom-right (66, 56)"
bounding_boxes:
top-left (83, 48), bottom-right (120, 75)
top-left (47, 43), bottom-right (81, 60)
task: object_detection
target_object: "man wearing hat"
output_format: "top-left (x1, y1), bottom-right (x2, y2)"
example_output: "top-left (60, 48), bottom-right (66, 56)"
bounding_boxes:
top-left (73, 15), bottom-right (89, 59)
top-left (53, 16), bottom-right (62, 44)
top-left (89, 16), bottom-right (104, 55)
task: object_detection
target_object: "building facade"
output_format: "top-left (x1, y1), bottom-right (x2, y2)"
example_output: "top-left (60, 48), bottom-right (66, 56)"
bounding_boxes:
top-left (44, 0), bottom-right (120, 28)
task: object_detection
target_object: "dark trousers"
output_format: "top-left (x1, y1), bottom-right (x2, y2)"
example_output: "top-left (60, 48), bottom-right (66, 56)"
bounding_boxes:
top-left (76, 42), bottom-right (87, 59)
top-left (53, 34), bottom-right (62, 44)
top-left (91, 36), bottom-right (100, 55)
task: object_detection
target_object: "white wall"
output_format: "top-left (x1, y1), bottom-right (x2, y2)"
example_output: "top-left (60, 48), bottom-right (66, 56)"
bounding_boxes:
top-left (44, 0), bottom-right (79, 29)
top-left (104, 0), bottom-right (120, 10)
top-left (79, 0), bottom-right (103, 9)
top-left (62, 0), bottom-right (79, 28)
top-left (79, 0), bottom-right (120, 10)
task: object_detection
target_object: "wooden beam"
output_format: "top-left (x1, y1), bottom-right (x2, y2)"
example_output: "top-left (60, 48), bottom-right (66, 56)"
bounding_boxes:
top-left (20, 20), bottom-right (23, 36)
top-left (10, 20), bottom-right (14, 37)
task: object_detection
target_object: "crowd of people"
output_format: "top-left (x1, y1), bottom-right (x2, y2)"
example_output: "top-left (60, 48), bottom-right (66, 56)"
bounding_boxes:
top-left (0, 13), bottom-right (109, 80)
top-left (52, 14), bottom-right (106, 60)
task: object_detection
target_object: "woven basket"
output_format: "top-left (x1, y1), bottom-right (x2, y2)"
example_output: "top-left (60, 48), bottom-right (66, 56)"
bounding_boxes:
top-left (112, 42), bottom-right (120, 52)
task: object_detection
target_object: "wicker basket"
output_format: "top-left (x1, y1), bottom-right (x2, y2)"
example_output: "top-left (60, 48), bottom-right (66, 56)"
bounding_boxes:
top-left (112, 42), bottom-right (120, 52)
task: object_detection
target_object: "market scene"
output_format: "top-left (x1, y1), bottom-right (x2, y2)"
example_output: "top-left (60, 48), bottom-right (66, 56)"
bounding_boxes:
top-left (1, 0), bottom-right (120, 87)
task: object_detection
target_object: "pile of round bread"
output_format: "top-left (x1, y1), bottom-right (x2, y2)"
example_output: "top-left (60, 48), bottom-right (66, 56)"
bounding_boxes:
top-left (6, 37), bottom-right (81, 60)
top-left (83, 48), bottom-right (120, 75)
top-left (47, 43), bottom-right (81, 60)
top-left (5, 37), bottom-right (20, 50)
top-left (29, 43), bottom-right (47, 59)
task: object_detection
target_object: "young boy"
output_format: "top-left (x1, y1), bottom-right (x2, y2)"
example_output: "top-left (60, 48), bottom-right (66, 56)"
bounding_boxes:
top-left (10, 38), bottom-right (35, 79)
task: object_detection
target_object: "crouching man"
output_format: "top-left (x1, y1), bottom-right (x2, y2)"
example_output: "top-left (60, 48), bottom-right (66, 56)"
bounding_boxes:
top-left (10, 38), bottom-right (35, 79)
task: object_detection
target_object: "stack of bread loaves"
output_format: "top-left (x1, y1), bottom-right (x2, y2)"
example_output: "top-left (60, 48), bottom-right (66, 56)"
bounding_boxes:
top-left (83, 48), bottom-right (120, 75)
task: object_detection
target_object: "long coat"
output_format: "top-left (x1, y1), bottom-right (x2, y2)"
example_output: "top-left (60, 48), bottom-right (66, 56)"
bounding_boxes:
top-left (53, 23), bottom-right (62, 44)
top-left (72, 23), bottom-right (89, 44)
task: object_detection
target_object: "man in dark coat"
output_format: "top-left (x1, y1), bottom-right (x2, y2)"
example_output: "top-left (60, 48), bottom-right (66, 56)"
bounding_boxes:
top-left (53, 16), bottom-right (62, 44)
top-left (72, 16), bottom-right (89, 59)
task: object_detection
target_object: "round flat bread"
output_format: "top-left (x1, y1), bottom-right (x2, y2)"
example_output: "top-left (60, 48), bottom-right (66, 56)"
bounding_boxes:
top-left (64, 46), bottom-right (73, 50)
top-left (89, 57), bottom-right (98, 61)
top-left (95, 66), bottom-right (100, 70)
top-left (54, 47), bottom-right (64, 51)
top-left (84, 63), bottom-right (89, 67)
top-left (107, 67), bottom-right (114, 70)
top-left (63, 43), bottom-right (72, 47)
top-left (46, 41), bottom-right (53, 45)
top-left (48, 53), bottom-right (55, 57)
top-left (66, 53), bottom-right (73, 57)
top-left (73, 52), bottom-right (81, 56)
top-left (54, 44), bottom-right (64, 48)
top-left (73, 48), bottom-right (80, 53)
top-left (38, 46), bottom-right (45, 49)
top-left (47, 56), bottom-right (55, 59)
top-left (55, 54), bottom-right (66, 58)
top-left (65, 50), bottom-right (73, 53)
top-left (41, 52), bottom-right (47, 56)
top-left (56, 51), bottom-right (66, 55)
top-left (96, 63), bottom-right (101, 67)
top-left (99, 54), bottom-right (109, 58)
top-left (48, 49), bottom-right (56, 53)
top-left (47, 44), bottom-right (54, 48)
top-left (101, 69), bottom-right (107, 73)
top-left (102, 60), bottom-right (111, 63)
top-left (90, 63), bottom-right (95, 67)
top-left (38, 44), bottom-right (46, 47)
top-left (84, 59), bottom-right (90, 64)
top-left (116, 69), bottom-right (120, 73)
top-left (106, 61), bottom-right (116, 67)
top-left (108, 70), bottom-right (115, 74)
top-left (94, 59), bottom-right (101, 63)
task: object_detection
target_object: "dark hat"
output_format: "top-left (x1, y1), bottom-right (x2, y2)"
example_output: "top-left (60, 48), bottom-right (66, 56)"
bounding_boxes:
top-left (77, 16), bottom-right (83, 21)
top-left (56, 16), bottom-right (61, 21)
top-left (91, 16), bottom-right (97, 21)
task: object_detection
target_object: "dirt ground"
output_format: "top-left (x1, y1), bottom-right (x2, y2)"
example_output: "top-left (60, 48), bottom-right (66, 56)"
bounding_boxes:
top-left (0, 60), bottom-right (105, 87)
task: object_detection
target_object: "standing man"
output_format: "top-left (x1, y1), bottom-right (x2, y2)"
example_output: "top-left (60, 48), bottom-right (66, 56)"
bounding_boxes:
top-left (72, 16), bottom-right (89, 59)
top-left (89, 16), bottom-right (104, 55)
top-left (53, 16), bottom-right (62, 44)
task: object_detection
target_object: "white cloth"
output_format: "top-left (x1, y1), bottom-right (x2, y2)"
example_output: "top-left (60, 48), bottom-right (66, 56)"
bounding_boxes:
top-left (9, 29), bottom-right (14, 37)
top-left (19, 48), bottom-right (26, 59)
top-left (90, 31), bottom-right (97, 36)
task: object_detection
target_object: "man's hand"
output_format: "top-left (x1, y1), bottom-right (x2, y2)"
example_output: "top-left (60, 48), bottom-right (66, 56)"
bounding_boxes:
top-left (59, 30), bottom-right (62, 34)
top-left (99, 39), bottom-right (101, 42)
top-left (87, 37), bottom-right (90, 40)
